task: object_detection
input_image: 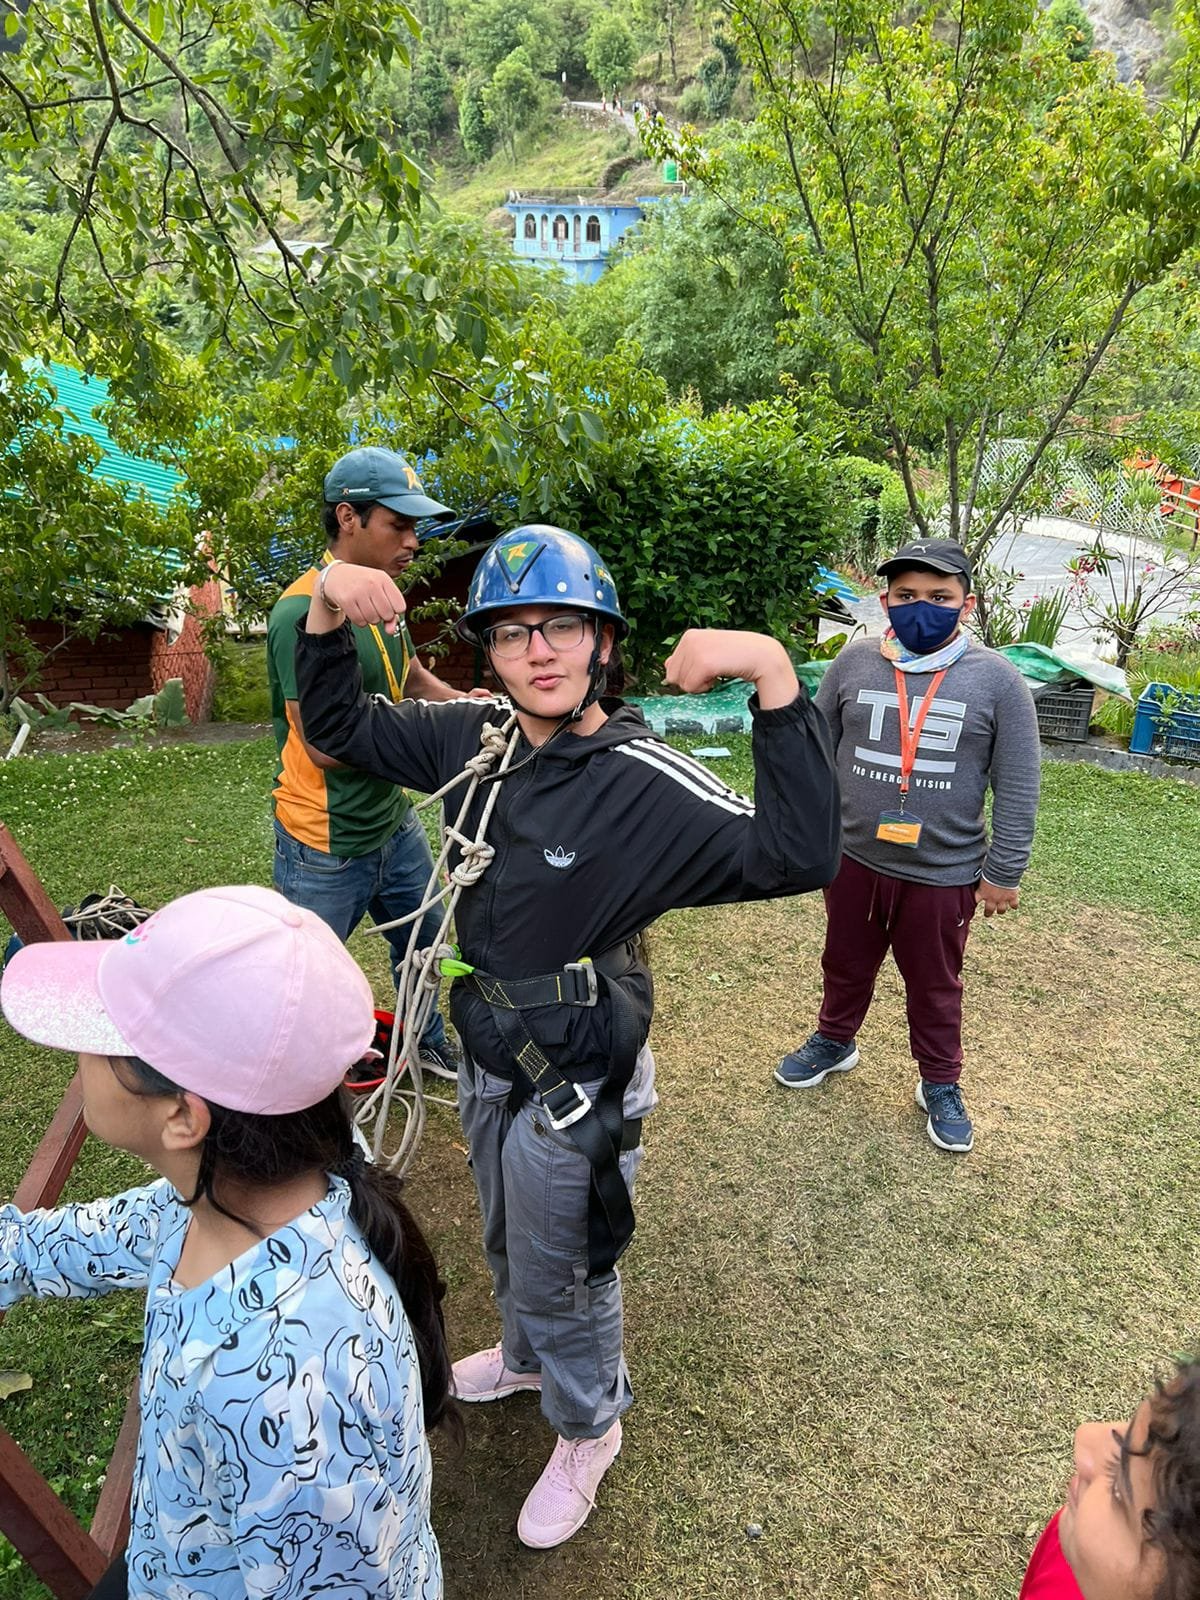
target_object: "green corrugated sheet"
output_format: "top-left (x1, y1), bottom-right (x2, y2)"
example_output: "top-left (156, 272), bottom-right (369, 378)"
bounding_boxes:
top-left (27, 361), bottom-right (184, 512)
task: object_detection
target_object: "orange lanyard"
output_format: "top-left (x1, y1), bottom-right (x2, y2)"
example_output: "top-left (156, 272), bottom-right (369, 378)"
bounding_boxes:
top-left (893, 667), bottom-right (946, 802)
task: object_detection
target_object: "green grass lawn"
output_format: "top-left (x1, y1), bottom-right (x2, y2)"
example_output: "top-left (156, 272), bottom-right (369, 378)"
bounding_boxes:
top-left (0, 735), bottom-right (1198, 1598)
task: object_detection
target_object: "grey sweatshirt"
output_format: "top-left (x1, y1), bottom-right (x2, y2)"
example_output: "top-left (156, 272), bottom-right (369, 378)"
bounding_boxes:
top-left (815, 638), bottom-right (1040, 887)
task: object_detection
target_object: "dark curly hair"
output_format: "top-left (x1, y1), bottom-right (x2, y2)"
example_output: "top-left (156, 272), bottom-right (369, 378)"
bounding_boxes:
top-left (1144, 1359), bottom-right (1200, 1600)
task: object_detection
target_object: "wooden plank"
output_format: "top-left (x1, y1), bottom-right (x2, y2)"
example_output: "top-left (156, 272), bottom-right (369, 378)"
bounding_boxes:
top-left (0, 825), bottom-right (70, 946)
top-left (88, 1389), bottom-right (138, 1559)
top-left (0, 1427), bottom-right (106, 1600)
top-left (12, 1076), bottom-right (87, 1214)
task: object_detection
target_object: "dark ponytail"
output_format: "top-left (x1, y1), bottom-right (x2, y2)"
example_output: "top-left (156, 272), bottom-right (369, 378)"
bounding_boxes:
top-left (112, 1057), bottom-right (458, 1437)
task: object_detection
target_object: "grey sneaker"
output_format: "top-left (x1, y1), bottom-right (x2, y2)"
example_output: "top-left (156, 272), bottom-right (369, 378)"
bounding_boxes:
top-left (775, 1031), bottom-right (860, 1089)
top-left (915, 1079), bottom-right (974, 1153)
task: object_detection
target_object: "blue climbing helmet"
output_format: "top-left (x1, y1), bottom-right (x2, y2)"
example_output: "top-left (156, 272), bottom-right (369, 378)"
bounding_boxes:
top-left (456, 525), bottom-right (628, 644)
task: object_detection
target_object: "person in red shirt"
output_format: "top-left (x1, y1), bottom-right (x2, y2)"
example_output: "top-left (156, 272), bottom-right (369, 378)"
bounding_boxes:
top-left (1021, 1360), bottom-right (1200, 1600)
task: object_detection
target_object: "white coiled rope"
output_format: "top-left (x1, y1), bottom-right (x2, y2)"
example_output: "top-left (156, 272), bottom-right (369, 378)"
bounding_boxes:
top-left (357, 711), bottom-right (520, 1173)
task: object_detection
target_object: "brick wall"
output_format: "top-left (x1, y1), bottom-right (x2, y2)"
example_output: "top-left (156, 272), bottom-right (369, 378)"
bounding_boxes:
top-left (11, 580), bottom-right (221, 723)
top-left (406, 547), bottom-right (493, 694)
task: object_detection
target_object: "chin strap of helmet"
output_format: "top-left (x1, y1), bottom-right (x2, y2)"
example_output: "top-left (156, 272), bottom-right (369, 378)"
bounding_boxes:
top-left (568, 626), bottom-right (608, 721)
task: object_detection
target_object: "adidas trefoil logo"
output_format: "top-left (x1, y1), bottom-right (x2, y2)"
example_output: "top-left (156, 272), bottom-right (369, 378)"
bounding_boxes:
top-left (543, 845), bottom-right (576, 870)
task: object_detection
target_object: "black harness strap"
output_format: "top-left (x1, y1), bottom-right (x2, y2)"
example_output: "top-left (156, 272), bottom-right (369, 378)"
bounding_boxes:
top-left (461, 949), bottom-right (642, 1280)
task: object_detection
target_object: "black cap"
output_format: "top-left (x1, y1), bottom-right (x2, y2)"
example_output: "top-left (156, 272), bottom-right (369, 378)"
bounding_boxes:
top-left (876, 538), bottom-right (972, 584)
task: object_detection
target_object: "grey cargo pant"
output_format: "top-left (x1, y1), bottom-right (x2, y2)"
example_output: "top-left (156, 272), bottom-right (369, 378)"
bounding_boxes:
top-left (457, 1044), bottom-right (658, 1440)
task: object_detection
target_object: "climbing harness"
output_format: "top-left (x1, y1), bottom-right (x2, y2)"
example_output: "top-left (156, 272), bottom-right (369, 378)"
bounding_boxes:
top-left (359, 709), bottom-right (645, 1277)
top-left (356, 710), bottom-right (521, 1173)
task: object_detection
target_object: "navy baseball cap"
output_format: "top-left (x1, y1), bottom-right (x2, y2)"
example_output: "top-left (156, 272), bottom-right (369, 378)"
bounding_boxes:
top-left (323, 446), bottom-right (455, 524)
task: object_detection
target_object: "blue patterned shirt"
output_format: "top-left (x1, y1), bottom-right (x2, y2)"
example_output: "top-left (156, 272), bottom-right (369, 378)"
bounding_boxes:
top-left (0, 1177), bottom-right (441, 1598)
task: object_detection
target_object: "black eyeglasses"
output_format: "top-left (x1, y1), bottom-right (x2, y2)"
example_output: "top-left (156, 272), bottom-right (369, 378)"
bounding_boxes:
top-left (484, 614), bottom-right (589, 659)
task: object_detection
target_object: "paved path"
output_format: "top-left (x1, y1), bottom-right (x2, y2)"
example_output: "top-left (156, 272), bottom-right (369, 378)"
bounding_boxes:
top-left (823, 514), bottom-right (1200, 652)
top-left (567, 99), bottom-right (639, 134)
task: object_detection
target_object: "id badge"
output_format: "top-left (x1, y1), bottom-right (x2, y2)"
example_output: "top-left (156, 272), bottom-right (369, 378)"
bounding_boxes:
top-left (876, 810), bottom-right (923, 848)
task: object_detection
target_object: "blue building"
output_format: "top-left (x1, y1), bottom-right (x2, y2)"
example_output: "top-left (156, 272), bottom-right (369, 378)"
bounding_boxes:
top-left (504, 193), bottom-right (649, 284)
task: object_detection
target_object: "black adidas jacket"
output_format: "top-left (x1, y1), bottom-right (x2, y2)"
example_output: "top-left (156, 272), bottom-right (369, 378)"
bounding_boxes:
top-left (295, 623), bottom-right (841, 1079)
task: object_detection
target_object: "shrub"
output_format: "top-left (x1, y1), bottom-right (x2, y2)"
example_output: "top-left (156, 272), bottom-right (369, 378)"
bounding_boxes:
top-left (677, 83), bottom-right (707, 123)
top-left (825, 456), bottom-right (911, 576)
top-left (559, 404), bottom-right (834, 680)
top-left (210, 639), bottom-right (272, 723)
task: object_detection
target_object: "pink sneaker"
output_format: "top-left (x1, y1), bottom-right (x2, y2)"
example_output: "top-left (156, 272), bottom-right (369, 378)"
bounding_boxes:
top-left (452, 1344), bottom-right (542, 1403)
top-left (516, 1420), bottom-right (623, 1549)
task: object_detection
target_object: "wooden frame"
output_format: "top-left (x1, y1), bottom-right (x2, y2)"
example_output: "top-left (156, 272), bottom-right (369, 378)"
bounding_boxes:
top-left (0, 824), bottom-right (136, 1599)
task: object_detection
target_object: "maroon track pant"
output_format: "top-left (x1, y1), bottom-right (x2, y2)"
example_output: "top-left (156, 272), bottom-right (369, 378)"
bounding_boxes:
top-left (817, 855), bottom-right (979, 1085)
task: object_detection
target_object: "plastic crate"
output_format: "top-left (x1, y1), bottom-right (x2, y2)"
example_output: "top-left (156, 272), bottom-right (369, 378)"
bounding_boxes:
top-left (1034, 680), bottom-right (1095, 743)
top-left (1131, 681), bottom-right (1200, 762)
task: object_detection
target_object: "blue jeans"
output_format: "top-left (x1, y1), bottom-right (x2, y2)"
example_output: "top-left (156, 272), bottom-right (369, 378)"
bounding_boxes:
top-left (272, 813), bottom-right (447, 1051)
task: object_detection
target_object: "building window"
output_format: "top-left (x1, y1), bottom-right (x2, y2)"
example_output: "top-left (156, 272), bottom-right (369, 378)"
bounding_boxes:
top-left (523, 214), bottom-right (536, 240)
top-left (586, 215), bottom-right (601, 244)
top-left (572, 214), bottom-right (581, 250)
top-left (552, 215), bottom-right (569, 250)
top-left (540, 213), bottom-right (547, 247)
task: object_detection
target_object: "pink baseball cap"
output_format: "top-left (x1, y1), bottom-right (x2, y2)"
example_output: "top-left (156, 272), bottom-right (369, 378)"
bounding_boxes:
top-left (0, 885), bottom-right (375, 1115)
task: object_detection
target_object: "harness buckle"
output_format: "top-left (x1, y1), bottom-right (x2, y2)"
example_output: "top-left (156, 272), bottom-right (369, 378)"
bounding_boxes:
top-left (565, 960), bottom-right (598, 1006)
top-left (545, 1081), bottom-right (593, 1132)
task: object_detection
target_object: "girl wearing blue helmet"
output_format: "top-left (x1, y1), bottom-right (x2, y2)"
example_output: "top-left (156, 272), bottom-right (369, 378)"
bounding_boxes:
top-left (294, 525), bottom-right (840, 1550)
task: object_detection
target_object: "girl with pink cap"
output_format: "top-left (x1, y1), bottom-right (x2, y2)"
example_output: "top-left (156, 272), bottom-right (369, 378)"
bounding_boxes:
top-left (0, 884), bottom-right (453, 1599)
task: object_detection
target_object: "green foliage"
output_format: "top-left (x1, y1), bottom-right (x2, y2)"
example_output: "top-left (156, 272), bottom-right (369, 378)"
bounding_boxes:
top-left (564, 151), bottom-right (812, 408)
top-left (677, 82), bottom-right (709, 121)
top-left (562, 404), bottom-right (836, 678)
top-left (825, 456), bottom-right (912, 575)
top-left (697, 37), bottom-right (740, 117)
top-left (210, 641), bottom-right (272, 724)
top-left (585, 13), bottom-right (637, 93)
top-left (1043, 0), bottom-right (1096, 61)
top-left (648, 0), bottom-right (1200, 568)
top-left (457, 0), bottom-right (562, 75)
top-left (407, 51), bottom-right (456, 152)
top-left (457, 73), bottom-right (497, 161)
top-left (483, 48), bottom-right (547, 158)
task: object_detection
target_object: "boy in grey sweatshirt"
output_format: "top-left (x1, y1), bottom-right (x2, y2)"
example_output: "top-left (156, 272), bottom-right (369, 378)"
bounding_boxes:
top-left (775, 538), bottom-right (1040, 1152)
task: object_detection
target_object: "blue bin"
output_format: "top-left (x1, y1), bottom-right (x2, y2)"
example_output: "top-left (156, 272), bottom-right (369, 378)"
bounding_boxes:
top-left (1130, 681), bottom-right (1200, 762)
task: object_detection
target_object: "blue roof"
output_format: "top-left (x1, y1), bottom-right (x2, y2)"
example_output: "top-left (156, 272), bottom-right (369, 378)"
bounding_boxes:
top-left (26, 362), bottom-right (185, 510)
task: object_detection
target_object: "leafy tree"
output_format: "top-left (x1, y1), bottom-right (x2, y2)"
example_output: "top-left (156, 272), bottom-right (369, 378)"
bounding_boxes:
top-left (1043, 0), bottom-right (1095, 62)
top-left (651, 0), bottom-right (1200, 564)
top-left (566, 162), bottom-right (812, 409)
top-left (483, 47), bottom-right (546, 159)
top-left (631, 0), bottom-right (684, 79)
top-left (457, 0), bottom-right (561, 75)
top-left (0, 0), bottom-right (630, 701)
top-left (407, 50), bottom-right (455, 152)
top-left (457, 72), bottom-right (496, 160)
top-left (585, 13), bottom-right (637, 95)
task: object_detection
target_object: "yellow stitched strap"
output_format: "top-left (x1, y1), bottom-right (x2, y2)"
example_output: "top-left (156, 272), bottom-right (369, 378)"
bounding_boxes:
top-left (517, 1041), bottom-right (554, 1079)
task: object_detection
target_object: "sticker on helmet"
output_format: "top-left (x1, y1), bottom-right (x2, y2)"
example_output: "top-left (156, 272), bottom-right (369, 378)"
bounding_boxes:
top-left (498, 538), bottom-right (545, 593)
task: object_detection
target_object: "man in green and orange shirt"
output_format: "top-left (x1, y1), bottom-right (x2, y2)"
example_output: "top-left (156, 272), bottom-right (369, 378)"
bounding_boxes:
top-left (268, 446), bottom-right (481, 1079)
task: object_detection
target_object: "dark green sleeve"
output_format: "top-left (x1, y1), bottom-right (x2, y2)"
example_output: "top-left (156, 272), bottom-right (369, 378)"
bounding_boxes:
top-left (267, 596), bottom-right (309, 701)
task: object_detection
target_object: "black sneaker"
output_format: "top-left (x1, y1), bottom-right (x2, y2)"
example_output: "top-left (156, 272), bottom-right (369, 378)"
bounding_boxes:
top-left (418, 1035), bottom-right (464, 1082)
top-left (774, 1031), bottom-right (860, 1089)
top-left (915, 1079), bottom-right (974, 1153)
